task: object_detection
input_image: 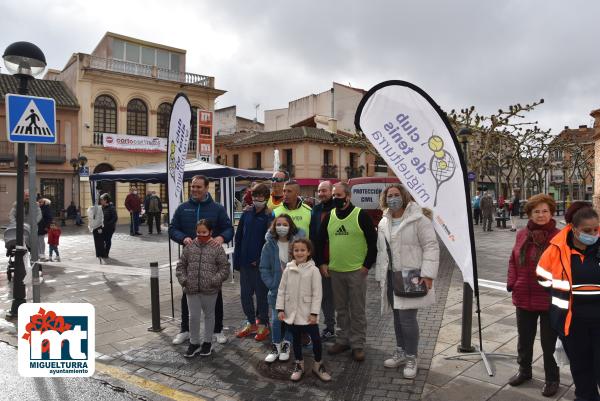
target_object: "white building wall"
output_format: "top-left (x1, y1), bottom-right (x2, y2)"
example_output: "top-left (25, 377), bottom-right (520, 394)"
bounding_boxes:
top-left (214, 106), bottom-right (237, 136)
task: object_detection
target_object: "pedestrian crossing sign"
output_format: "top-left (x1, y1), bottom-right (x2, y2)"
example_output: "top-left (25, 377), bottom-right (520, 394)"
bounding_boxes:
top-left (5, 94), bottom-right (56, 143)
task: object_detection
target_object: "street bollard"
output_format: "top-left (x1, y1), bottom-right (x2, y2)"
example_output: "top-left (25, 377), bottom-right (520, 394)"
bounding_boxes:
top-left (32, 262), bottom-right (41, 303)
top-left (148, 262), bottom-right (164, 332)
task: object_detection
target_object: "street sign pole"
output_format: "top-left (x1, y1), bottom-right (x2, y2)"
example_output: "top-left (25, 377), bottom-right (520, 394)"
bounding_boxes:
top-left (28, 143), bottom-right (38, 263)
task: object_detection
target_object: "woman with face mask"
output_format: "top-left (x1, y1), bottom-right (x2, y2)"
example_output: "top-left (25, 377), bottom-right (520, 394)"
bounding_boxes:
top-left (374, 184), bottom-right (439, 379)
top-left (259, 214), bottom-right (305, 363)
top-left (506, 194), bottom-right (560, 397)
top-left (537, 204), bottom-right (600, 401)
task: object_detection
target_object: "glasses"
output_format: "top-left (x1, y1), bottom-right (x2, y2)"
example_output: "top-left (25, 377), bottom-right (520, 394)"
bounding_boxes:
top-left (271, 177), bottom-right (287, 183)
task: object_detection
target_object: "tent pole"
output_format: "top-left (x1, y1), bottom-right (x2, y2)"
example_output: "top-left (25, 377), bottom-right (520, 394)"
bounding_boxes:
top-left (168, 239), bottom-right (174, 318)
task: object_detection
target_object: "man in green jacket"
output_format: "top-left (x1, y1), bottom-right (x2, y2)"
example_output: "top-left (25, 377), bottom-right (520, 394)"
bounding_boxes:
top-left (273, 181), bottom-right (312, 237)
top-left (318, 182), bottom-right (377, 362)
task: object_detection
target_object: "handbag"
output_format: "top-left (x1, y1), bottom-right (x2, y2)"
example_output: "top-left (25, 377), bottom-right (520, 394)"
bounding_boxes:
top-left (385, 237), bottom-right (428, 298)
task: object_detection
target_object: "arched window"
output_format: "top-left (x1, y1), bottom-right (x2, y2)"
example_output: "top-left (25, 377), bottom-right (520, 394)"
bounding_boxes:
top-left (93, 95), bottom-right (117, 133)
top-left (127, 99), bottom-right (148, 136)
top-left (157, 102), bottom-right (172, 138)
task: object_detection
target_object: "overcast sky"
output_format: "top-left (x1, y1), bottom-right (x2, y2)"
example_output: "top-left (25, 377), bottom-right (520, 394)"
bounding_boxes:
top-left (1, 0), bottom-right (599, 135)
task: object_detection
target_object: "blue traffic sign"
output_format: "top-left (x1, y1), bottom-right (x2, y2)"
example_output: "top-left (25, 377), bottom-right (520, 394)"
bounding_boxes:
top-left (5, 94), bottom-right (56, 144)
top-left (467, 171), bottom-right (476, 182)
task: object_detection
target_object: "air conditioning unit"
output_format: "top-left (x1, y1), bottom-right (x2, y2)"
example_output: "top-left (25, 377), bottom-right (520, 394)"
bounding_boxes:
top-left (586, 185), bottom-right (593, 193)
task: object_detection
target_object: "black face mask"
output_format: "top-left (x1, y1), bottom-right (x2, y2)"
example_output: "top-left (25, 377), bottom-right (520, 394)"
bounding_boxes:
top-left (334, 197), bottom-right (347, 209)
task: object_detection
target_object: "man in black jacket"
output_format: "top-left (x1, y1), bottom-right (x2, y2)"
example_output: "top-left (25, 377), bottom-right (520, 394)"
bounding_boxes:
top-left (318, 182), bottom-right (377, 361)
top-left (310, 180), bottom-right (336, 340)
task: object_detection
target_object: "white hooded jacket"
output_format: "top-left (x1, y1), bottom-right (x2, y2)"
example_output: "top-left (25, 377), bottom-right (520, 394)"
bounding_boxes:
top-left (375, 201), bottom-right (439, 314)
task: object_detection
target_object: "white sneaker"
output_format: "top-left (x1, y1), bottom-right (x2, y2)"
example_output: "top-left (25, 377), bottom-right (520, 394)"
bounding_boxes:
top-left (265, 343), bottom-right (280, 363)
top-left (172, 331), bottom-right (190, 345)
top-left (403, 355), bottom-right (418, 378)
top-left (384, 347), bottom-right (406, 368)
top-left (279, 340), bottom-right (291, 361)
top-left (213, 332), bottom-right (227, 344)
top-left (56, 257), bottom-right (61, 262)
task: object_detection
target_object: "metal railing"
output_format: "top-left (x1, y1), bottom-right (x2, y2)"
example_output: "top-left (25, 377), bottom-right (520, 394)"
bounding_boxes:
top-left (87, 55), bottom-right (214, 88)
top-left (188, 139), bottom-right (197, 153)
top-left (92, 132), bottom-right (104, 146)
top-left (36, 144), bottom-right (66, 164)
top-left (0, 141), bottom-right (14, 161)
top-left (321, 164), bottom-right (337, 178)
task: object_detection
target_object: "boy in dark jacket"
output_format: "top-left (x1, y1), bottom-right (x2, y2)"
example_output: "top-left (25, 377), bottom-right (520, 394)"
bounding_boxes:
top-left (169, 175), bottom-right (234, 346)
top-left (233, 183), bottom-right (273, 341)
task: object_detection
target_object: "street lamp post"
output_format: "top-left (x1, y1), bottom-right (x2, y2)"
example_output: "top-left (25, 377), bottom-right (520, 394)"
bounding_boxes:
top-left (457, 127), bottom-right (476, 353)
top-left (4, 41), bottom-right (47, 318)
top-left (70, 154), bottom-right (87, 209)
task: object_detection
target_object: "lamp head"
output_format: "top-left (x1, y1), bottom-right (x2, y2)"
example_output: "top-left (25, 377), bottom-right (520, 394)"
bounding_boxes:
top-left (3, 41), bottom-right (47, 77)
top-left (457, 127), bottom-right (472, 144)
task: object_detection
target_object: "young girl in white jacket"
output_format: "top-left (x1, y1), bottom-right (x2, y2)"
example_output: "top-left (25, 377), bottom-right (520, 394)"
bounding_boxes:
top-left (276, 238), bottom-right (332, 382)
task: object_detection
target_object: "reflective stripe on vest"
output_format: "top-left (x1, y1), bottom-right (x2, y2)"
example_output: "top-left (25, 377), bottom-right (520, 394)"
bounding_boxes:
top-left (327, 207), bottom-right (367, 272)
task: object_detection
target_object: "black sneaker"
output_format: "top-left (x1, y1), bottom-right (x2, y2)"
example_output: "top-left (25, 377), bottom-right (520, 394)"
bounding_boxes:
top-left (184, 343), bottom-right (201, 358)
top-left (321, 328), bottom-right (336, 341)
top-left (199, 342), bottom-right (212, 356)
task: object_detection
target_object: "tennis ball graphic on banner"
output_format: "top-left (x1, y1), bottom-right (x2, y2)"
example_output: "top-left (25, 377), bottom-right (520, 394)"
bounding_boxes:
top-left (428, 136), bottom-right (444, 152)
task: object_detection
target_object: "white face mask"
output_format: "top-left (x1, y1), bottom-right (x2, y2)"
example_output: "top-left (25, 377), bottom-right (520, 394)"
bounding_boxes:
top-left (253, 200), bottom-right (266, 209)
top-left (276, 225), bottom-right (289, 237)
top-left (133, 191), bottom-right (138, 195)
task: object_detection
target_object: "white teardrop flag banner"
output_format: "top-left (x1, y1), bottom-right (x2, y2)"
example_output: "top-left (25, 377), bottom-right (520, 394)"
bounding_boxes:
top-left (355, 81), bottom-right (476, 289)
top-left (167, 93), bottom-right (192, 223)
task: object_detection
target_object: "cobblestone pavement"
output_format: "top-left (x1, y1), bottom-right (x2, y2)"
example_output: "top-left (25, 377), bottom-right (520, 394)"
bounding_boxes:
top-left (0, 222), bottom-right (454, 400)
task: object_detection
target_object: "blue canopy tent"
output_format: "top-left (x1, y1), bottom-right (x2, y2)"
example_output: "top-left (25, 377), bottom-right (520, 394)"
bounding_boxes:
top-left (89, 158), bottom-right (272, 222)
top-left (89, 158), bottom-right (272, 318)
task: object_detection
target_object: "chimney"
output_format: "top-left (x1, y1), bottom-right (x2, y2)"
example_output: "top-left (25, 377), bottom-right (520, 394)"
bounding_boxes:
top-left (579, 124), bottom-right (587, 130)
top-left (564, 126), bottom-right (569, 130)
top-left (328, 86), bottom-right (337, 133)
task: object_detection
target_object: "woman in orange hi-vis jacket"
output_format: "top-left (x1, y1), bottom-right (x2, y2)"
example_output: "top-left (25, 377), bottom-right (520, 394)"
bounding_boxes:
top-left (536, 205), bottom-right (600, 401)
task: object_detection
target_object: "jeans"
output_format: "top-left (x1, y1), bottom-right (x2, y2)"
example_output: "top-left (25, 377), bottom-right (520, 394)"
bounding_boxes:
top-left (239, 265), bottom-right (269, 325)
top-left (473, 208), bottom-right (481, 225)
top-left (515, 307), bottom-right (559, 381)
top-left (290, 324), bottom-right (322, 362)
top-left (181, 290), bottom-right (223, 333)
top-left (387, 271), bottom-right (419, 355)
top-left (103, 228), bottom-right (114, 257)
top-left (561, 317), bottom-right (600, 401)
top-left (271, 305), bottom-right (293, 344)
top-left (37, 235), bottom-right (46, 259)
top-left (321, 276), bottom-right (336, 331)
top-left (130, 212), bottom-right (140, 234)
top-left (147, 212), bottom-right (161, 233)
top-left (187, 292), bottom-right (218, 345)
top-left (49, 245), bottom-right (59, 259)
top-left (330, 269), bottom-right (367, 349)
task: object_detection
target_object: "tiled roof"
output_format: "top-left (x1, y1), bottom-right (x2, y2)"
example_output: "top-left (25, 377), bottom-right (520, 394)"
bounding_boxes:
top-left (0, 74), bottom-right (79, 109)
top-left (227, 126), bottom-right (358, 148)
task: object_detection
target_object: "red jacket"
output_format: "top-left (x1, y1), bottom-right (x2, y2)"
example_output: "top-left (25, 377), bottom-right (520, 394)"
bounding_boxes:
top-left (507, 223), bottom-right (560, 311)
top-left (125, 193), bottom-right (142, 213)
top-left (47, 227), bottom-right (61, 246)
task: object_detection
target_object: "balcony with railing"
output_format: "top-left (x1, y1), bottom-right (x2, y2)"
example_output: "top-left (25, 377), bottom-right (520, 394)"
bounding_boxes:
top-left (37, 144), bottom-right (66, 164)
top-left (85, 55), bottom-right (214, 88)
top-left (0, 141), bottom-right (15, 162)
top-left (321, 164), bottom-right (338, 178)
top-left (345, 166), bottom-right (365, 179)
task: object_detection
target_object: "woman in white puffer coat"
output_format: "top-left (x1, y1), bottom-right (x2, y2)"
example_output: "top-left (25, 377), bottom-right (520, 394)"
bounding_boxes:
top-left (375, 183), bottom-right (439, 379)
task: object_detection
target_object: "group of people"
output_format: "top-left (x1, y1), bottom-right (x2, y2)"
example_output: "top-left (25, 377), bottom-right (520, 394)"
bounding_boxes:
top-left (8, 193), bottom-right (63, 263)
top-left (169, 172), bottom-right (440, 383)
top-left (124, 188), bottom-right (164, 236)
top-left (508, 194), bottom-right (600, 399)
top-left (472, 190), bottom-right (521, 231)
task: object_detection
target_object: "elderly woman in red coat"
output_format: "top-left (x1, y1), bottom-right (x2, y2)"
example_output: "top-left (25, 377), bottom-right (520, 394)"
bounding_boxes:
top-left (506, 194), bottom-right (560, 397)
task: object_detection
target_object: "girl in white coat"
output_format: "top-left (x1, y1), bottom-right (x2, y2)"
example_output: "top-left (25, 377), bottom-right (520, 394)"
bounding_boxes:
top-left (276, 238), bottom-right (331, 382)
top-left (375, 184), bottom-right (439, 379)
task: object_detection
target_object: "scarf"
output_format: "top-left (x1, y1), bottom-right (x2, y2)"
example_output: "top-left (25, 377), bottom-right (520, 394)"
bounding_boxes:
top-left (519, 219), bottom-right (556, 266)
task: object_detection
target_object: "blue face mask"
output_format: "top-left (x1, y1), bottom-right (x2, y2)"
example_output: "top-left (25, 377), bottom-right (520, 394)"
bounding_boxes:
top-left (576, 231), bottom-right (598, 246)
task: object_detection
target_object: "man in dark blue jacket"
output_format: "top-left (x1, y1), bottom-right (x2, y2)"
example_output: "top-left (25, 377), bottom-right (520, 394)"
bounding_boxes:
top-left (233, 183), bottom-right (273, 341)
top-left (310, 180), bottom-right (336, 340)
top-left (169, 175), bottom-right (234, 346)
